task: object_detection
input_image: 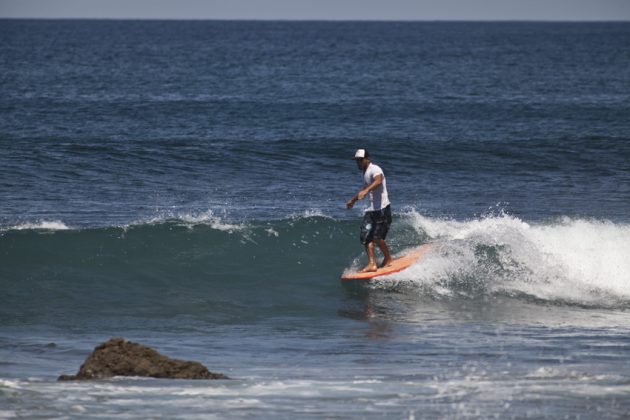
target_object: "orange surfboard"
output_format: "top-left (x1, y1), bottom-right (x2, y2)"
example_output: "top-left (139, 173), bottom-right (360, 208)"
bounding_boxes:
top-left (340, 243), bottom-right (431, 282)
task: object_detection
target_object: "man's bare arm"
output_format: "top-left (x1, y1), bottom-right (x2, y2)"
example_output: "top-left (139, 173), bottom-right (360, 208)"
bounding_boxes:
top-left (346, 174), bottom-right (383, 209)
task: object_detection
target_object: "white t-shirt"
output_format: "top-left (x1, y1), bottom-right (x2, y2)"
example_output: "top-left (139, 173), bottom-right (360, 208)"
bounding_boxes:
top-left (363, 163), bottom-right (390, 212)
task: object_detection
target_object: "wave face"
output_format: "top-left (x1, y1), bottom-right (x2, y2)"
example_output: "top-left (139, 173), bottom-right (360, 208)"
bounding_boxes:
top-left (2, 212), bottom-right (630, 327)
top-left (0, 214), bottom-right (361, 326)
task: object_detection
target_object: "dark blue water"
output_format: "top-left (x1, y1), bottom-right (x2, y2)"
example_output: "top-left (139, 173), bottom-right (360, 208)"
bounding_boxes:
top-left (2, 20), bottom-right (630, 226)
top-left (1, 20), bottom-right (630, 418)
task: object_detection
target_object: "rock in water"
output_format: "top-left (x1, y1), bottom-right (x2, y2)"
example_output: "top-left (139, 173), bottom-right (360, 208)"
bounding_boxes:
top-left (58, 338), bottom-right (228, 380)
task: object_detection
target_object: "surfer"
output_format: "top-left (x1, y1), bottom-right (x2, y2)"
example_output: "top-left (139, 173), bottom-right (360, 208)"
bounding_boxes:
top-left (346, 149), bottom-right (393, 272)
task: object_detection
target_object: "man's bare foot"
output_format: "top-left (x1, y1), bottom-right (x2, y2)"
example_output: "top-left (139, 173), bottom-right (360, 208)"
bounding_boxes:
top-left (380, 258), bottom-right (393, 268)
top-left (359, 263), bottom-right (378, 273)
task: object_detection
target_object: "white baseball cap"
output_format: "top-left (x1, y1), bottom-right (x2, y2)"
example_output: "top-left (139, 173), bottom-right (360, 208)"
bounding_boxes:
top-left (353, 149), bottom-right (370, 159)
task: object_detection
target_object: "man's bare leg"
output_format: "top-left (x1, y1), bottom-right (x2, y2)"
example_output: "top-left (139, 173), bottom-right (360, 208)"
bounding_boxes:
top-left (375, 239), bottom-right (393, 267)
top-left (360, 241), bottom-right (378, 272)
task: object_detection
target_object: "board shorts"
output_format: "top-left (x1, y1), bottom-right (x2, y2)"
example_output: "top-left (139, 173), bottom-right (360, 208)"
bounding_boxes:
top-left (360, 205), bottom-right (392, 245)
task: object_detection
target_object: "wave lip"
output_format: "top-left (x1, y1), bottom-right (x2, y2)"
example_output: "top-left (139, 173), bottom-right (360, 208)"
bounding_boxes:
top-left (0, 208), bottom-right (340, 238)
top-left (135, 209), bottom-right (247, 232)
top-left (3, 220), bottom-right (70, 231)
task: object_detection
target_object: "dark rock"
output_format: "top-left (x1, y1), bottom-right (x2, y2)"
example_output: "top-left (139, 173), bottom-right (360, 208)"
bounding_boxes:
top-left (58, 337), bottom-right (228, 380)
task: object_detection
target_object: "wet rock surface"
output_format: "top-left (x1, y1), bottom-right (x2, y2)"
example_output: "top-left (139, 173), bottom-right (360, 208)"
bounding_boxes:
top-left (58, 338), bottom-right (228, 380)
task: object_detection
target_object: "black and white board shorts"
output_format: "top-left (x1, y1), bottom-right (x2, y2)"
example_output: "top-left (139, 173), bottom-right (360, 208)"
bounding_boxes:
top-left (360, 205), bottom-right (392, 245)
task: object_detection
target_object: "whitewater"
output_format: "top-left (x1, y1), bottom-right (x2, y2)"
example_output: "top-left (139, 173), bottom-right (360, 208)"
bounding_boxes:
top-left (386, 212), bottom-right (630, 307)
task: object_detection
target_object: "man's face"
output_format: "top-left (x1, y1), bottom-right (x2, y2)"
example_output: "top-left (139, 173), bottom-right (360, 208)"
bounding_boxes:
top-left (355, 158), bottom-right (368, 171)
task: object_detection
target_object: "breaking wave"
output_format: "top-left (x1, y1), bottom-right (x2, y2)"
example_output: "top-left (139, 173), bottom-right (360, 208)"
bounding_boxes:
top-left (379, 211), bottom-right (630, 307)
top-left (2, 211), bottom-right (629, 325)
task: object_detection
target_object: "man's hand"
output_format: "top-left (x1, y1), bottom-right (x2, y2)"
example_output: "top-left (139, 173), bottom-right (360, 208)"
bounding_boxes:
top-left (348, 173), bottom-right (382, 209)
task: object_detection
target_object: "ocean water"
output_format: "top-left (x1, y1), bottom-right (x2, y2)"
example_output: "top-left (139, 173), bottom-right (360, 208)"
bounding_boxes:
top-left (1, 20), bottom-right (630, 418)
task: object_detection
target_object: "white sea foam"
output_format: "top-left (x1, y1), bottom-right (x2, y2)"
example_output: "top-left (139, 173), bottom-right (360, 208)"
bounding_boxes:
top-left (4, 220), bottom-right (70, 231)
top-left (0, 379), bottom-right (23, 389)
top-left (384, 212), bottom-right (630, 306)
top-left (137, 209), bottom-right (246, 232)
top-left (175, 210), bottom-right (245, 232)
top-left (288, 209), bottom-right (334, 220)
